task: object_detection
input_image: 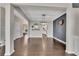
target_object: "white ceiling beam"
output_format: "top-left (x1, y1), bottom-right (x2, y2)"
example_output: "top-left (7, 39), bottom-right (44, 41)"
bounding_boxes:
top-left (13, 3), bottom-right (72, 8)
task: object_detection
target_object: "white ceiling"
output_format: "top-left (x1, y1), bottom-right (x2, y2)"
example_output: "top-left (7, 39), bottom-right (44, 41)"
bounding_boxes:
top-left (14, 3), bottom-right (71, 22)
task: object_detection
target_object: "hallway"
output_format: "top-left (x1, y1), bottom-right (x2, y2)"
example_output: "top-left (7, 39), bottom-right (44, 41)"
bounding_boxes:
top-left (12, 36), bottom-right (70, 56)
top-left (1, 3), bottom-right (79, 56)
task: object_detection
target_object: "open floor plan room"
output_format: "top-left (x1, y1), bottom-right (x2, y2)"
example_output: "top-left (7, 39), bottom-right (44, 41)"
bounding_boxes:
top-left (0, 3), bottom-right (79, 56)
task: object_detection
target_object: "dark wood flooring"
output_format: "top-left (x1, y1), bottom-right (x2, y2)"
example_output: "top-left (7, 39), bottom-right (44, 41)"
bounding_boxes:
top-left (11, 36), bottom-right (76, 56)
top-left (0, 46), bottom-right (5, 56)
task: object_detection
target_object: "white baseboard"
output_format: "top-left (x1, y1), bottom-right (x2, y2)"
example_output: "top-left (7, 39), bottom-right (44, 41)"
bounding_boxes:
top-left (73, 52), bottom-right (79, 56)
top-left (0, 41), bottom-right (5, 47)
top-left (4, 50), bottom-right (15, 56)
top-left (14, 35), bottom-right (23, 40)
top-left (10, 50), bottom-right (15, 56)
top-left (65, 50), bottom-right (74, 54)
top-left (65, 50), bottom-right (78, 56)
top-left (29, 36), bottom-right (42, 38)
top-left (30, 36), bottom-right (53, 39)
top-left (53, 37), bottom-right (66, 44)
top-left (47, 36), bottom-right (53, 38)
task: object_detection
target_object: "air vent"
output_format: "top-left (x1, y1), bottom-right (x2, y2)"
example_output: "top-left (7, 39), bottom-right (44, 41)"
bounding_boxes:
top-left (72, 3), bottom-right (79, 8)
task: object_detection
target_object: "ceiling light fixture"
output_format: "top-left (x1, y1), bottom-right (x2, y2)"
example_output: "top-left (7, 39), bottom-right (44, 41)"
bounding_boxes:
top-left (40, 14), bottom-right (48, 26)
top-left (40, 14), bottom-right (47, 24)
top-left (42, 14), bottom-right (46, 23)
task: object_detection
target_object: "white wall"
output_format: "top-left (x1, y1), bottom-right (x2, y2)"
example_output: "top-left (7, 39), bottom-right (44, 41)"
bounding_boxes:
top-left (66, 8), bottom-right (75, 53)
top-left (14, 9), bottom-right (29, 40)
top-left (66, 8), bottom-right (79, 55)
top-left (47, 22), bottom-right (53, 38)
top-left (10, 5), bottom-right (15, 55)
top-left (0, 3), bottom-right (29, 55)
top-left (4, 4), bottom-right (14, 56)
top-left (30, 21), bottom-right (53, 38)
top-left (14, 16), bottom-right (29, 40)
top-left (0, 8), bottom-right (1, 41)
top-left (71, 8), bottom-right (79, 55)
top-left (0, 4), bottom-right (6, 45)
top-left (0, 4), bottom-right (14, 55)
top-left (0, 7), bottom-right (5, 46)
top-left (30, 22), bottom-right (42, 37)
top-left (14, 16), bottom-right (24, 39)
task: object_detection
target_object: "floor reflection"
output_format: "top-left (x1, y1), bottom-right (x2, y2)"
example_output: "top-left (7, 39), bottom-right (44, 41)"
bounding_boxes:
top-left (12, 35), bottom-right (67, 56)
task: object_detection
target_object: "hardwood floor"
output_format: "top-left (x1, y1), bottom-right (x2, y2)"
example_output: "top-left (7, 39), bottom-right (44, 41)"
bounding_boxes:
top-left (0, 46), bottom-right (5, 56)
top-left (12, 36), bottom-right (76, 56)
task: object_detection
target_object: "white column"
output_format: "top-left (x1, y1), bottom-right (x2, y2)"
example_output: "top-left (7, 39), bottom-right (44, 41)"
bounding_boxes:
top-left (5, 4), bottom-right (14, 56)
top-left (66, 8), bottom-right (74, 53)
top-left (67, 8), bottom-right (79, 55)
top-left (66, 7), bottom-right (78, 54)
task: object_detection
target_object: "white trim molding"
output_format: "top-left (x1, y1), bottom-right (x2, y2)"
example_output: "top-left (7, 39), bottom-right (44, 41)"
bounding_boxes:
top-left (65, 50), bottom-right (78, 56)
top-left (0, 41), bottom-right (5, 47)
top-left (4, 50), bottom-right (15, 56)
top-left (29, 36), bottom-right (42, 39)
top-left (29, 36), bottom-right (53, 39)
top-left (13, 35), bottom-right (23, 40)
top-left (47, 36), bottom-right (53, 38)
top-left (29, 36), bottom-right (42, 38)
top-left (65, 50), bottom-right (74, 54)
top-left (53, 36), bottom-right (66, 44)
